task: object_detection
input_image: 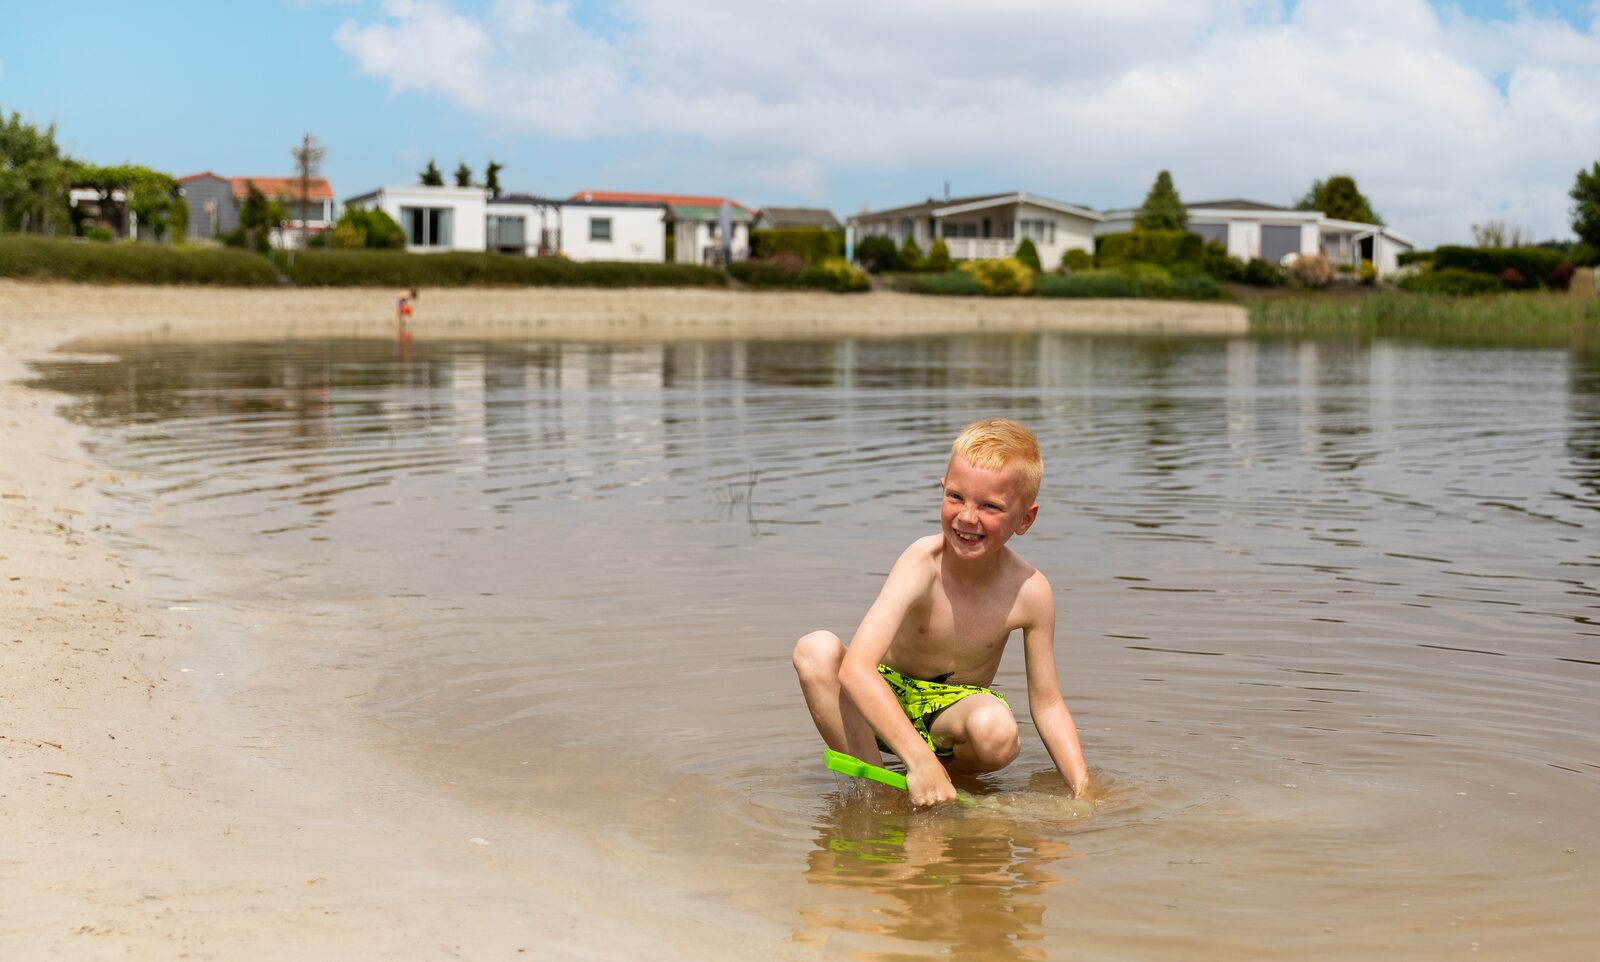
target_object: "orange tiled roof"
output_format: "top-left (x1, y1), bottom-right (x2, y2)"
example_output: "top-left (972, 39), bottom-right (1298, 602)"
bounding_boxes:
top-left (570, 190), bottom-right (750, 212)
top-left (229, 177), bottom-right (334, 201)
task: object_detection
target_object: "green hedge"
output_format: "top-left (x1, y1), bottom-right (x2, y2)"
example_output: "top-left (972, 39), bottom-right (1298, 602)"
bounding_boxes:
top-left (891, 270), bottom-right (985, 296)
top-left (282, 249), bottom-right (726, 288)
top-left (748, 227), bottom-right (841, 264)
top-left (1097, 229), bottom-right (1204, 268)
top-left (1398, 267), bottom-right (1506, 295)
top-left (728, 256), bottom-right (868, 293)
top-left (0, 235), bottom-right (282, 285)
top-left (1431, 245), bottom-right (1567, 287)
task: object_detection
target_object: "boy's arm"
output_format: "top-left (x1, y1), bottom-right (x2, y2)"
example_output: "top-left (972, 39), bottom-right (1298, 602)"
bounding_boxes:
top-left (839, 544), bottom-right (958, 809)
top-left (1021, 577), bottom-right (1090, 797)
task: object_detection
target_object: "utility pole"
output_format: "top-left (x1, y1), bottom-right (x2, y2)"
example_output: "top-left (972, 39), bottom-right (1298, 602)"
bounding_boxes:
top-left (291, 133), bottom-right (326, 251)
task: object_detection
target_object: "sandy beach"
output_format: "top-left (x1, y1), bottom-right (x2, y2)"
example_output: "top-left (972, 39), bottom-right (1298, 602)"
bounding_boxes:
top-left (0, 281), bottom-right (1243, 959)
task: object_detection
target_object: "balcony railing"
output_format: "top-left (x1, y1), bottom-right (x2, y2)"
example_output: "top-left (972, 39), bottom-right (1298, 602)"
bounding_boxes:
top-left (937, 237), bottom-right (1019, 260)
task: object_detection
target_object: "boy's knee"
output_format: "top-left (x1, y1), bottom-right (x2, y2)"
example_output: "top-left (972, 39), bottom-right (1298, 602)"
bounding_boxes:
top-left (792, 630), bottom-right (843, 680)
top-left (965, 704), bottom-right (1020, 767)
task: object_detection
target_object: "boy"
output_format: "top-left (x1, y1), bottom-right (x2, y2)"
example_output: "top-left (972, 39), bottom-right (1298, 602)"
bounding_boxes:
top-left (793, 418), bottom-right (1089, 808)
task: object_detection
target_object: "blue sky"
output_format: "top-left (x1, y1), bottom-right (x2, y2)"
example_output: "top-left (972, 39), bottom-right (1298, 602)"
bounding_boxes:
top-left (3, 1), bottom-right (1598, 245)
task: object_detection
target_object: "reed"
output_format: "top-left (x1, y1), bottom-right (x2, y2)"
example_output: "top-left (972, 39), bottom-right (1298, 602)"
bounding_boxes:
top-left (1248, 291), bottom-right (1600, 348)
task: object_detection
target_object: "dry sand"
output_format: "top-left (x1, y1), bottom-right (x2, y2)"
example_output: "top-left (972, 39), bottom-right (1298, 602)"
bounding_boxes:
top-left (0, 280), bottom-right (1243, 960)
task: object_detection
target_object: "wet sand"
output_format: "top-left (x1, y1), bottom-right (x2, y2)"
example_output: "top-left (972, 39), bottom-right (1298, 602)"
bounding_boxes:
top-left (0, 280), bottom-right (1242, 959)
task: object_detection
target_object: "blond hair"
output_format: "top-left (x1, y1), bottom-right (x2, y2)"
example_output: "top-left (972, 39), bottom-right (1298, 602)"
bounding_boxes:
top-left (950, 418), bottom-right (1042, 504)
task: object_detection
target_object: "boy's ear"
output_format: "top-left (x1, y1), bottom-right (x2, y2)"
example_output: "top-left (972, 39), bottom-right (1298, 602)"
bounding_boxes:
top-left (1014, 503), bottom-right (1039, 535)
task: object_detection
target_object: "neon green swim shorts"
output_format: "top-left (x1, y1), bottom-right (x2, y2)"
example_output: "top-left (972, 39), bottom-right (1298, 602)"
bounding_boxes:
top-left (877, 663), bottom-right (1007, 758)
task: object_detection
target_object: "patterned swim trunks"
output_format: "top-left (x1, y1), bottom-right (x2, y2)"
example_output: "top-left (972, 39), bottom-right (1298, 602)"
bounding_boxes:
top-left (876, 663), bottom-right (1007, 757)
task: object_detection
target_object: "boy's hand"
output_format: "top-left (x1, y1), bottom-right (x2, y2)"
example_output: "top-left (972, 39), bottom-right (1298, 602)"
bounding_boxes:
top-left (906, 763), bottom-right (958, 809)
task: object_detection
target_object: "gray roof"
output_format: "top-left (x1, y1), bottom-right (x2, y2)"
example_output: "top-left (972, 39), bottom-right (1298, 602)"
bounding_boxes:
top-left (857, 192), bottom-right (1015, 220)
top-left (1188, 199), bottom-right (1294, 212)
top-left (757, 207), bottom-right (840, 229)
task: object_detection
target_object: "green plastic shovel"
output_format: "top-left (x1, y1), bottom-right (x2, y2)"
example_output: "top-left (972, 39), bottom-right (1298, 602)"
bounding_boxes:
top-left (824, 748), bottom-right (909, 790)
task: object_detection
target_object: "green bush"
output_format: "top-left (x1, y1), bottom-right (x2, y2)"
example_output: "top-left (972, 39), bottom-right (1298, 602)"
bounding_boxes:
top-left (1398, 267), bottom-right (1506, 295)
top-left (1060, 248), bottom-right (1093, 272)
top-left (800, 257), bottom-right (870, 292)
top-left (1241, 258), bottom-right (1284, 287)
top-left (749, 227), bottom-right (840, 264)
top-left (1170, 273), bottom-right (1225, 300)
top-left (899, 236), bottom-right (924, 271)
top-left (854, 235), bottom-right (901, 273)
top-left (82, 226), bottom-right (114, 243)
top-left (925, 238), bottom-right (951, 272)
top-left (1014, 237), bottom-right (1042, 272)
top-left (0, 234), bottom-right (281, 285)
top-left (1035, 265), bottom-right (1175, 299)
top-left (1397, 250), bottom-right (1432, 267)
top-left (283, 249), bottom-right (726, 288)
top-left (1097, 229), bottom-right (1204, 268)
top-left (958, 258), bottom-right (1035, 295)
top-left (1201, 240), bottom-right (1243, 281)
top-left (730, 255), bottom-right (867, 292)
top-left (1359, 260), bottom-right (1378, 285)
top-left (1431, 245), bottom-right (1566, 288)
top-left (1286, 254), bottom-right (1333, 289)
top-left (892, 269), bottom-right (984, 296)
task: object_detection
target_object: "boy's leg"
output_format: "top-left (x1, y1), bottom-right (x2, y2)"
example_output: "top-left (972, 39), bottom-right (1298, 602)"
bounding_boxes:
top-left (791, 630), bottom-right (882, 763)
top-left (927, 693), bottom-right (1019, 773)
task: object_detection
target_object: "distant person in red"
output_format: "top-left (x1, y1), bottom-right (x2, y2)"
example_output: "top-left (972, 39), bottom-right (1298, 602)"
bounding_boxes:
top-left (395, 288), bottom-right (418, 340)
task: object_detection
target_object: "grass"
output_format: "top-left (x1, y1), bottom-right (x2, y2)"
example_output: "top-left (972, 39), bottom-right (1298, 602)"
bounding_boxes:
top-left (1248, 291), bottom-right (1600, 348)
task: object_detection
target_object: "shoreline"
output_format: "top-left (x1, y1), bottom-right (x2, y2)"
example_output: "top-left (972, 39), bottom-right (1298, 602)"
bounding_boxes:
top-left (0, 280), bottom-right (1237, 957)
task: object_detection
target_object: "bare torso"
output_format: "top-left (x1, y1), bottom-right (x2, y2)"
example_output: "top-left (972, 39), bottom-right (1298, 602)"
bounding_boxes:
top-left (881, 534), bottom-right (1040, 687)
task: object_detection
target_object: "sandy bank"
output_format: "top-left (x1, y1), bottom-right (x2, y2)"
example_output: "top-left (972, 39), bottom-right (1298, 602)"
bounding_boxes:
top-left (2, 279), bottom-right (1246, 344)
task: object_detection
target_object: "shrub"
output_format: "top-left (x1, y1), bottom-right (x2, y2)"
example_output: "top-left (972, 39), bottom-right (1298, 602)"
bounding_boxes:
top-left (0, 234), bottom-right (281, 285)
top-left (925, 238), bottom-right (951, 272)
top-left (799, 257), bottom-right (870, 292)
top-left (893, 269), bottom-right (985, 296)
top-left (1550, 262), bottom-right (1577, 290)
top-left (958, 258), bottom-right (1034, 295)
top-left (1397, 250), bottom-right (1432, 267)
top-left (1037, 270), bottom-right (1135, 298)
top-left (1097, 229), bottom-right (1204, 268)
top-left (854, 235), bottom-right (901, 273)
top-left (1501, 267), bottom-right (1526, 290)
top-left (1014, 237), bottom-right (1042, 272)
top-left (899, 236), bottom-right (924, 271)
top-left (1169, 273), bottom-right (1225, 300)
top-left (1241, 258), bottom-right (1284, 287)
top-left (1432, 245), bottom-right (1565, 288)
top-left (1286, 253), bottom-right (1333, 289)
top-left (1359, 260), bottom-right (1377, 285)
top-left (82, 226), bottom-right (114, 243)
top-left (1060, 248), bottom-right (1093, 272)
top-left (1398, 267), bottom-right (1505, 295)
top-left (749, 227), bottom-right (840, 264)
top-left (1201, 240), bottom-right (1244, 281)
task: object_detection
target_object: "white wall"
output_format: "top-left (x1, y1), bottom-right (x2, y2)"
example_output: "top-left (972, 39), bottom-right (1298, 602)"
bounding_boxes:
top-left (1015, 201), bottom-right (1097, 267)
top-left (561, 205), bottom-right (666, 262)
top-left (674, 220), bottom-right (749, 264)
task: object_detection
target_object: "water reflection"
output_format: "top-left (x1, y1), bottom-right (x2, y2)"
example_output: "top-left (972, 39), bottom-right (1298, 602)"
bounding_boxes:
top-left (799, 791), bottom-right (1079, 961)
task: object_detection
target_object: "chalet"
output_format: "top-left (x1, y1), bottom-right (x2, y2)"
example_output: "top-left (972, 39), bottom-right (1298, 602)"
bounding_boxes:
top-left (848, 192), bottom-right (1102, 267)
top-left (179, 172), bottom-right (335, 247)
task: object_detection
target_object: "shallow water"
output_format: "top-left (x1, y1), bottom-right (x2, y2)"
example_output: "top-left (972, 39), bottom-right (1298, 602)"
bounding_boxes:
top-left (34, 333), bottom-right (1600, 959)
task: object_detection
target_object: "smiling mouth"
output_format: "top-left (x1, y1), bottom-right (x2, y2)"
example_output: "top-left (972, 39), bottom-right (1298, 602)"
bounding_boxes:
top-left (953, 530), bottom-right (984, 544)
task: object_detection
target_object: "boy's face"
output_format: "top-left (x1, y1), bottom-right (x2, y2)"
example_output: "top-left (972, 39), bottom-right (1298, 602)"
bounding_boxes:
top-left (939, 456), bottom-right (1038, 561)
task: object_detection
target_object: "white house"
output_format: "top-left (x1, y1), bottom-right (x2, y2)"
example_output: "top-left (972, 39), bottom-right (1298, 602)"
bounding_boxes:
top-left (570, 191), bottom-right (752, 265)
top-left (344, 185), bottom-right (487, 253)
top-left (557, 197), bottom-right (668, 262)
top-left (849, 192), bottom-right (1104, 266)
top-left (1098, 199), bottom-right (1417, 277)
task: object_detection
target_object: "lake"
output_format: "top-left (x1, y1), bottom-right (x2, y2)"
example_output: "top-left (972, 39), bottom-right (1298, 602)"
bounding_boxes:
top-left (33, 331), bottom-right (1600, 960)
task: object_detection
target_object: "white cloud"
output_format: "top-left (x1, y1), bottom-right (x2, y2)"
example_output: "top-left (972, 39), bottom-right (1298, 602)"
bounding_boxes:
top-left (335, 0), bottom-right (1600, 243)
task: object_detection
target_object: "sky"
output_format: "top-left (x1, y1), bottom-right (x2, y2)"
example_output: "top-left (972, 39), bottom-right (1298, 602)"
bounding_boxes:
top-left (2, 0), bottom-right (1598, 246)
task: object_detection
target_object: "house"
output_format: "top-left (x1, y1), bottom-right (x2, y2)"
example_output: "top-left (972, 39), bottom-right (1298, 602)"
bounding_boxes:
top-left (1097, 199), bottom-right (1417, 277)
top-left (754, 207), bottom-right (841, 231)
top-left (571, 191), bottom-right (752, 265)
top-left (848, 192), bottom-right (1103, 267)
top-left (343, 185), bottom-right (667, 261)
top-left (343, 185), bottom-right (488, 252)
top-left (179, 172), bottom-right (336, 247)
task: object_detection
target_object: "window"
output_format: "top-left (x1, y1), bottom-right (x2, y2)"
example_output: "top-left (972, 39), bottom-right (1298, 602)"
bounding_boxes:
top-left (1019, 219), bottom-right (1056, 244)
top-left (401, 206), bottom-right (452, 247)
top-left (590, 217), bottom-right (612, 242)
top-left (488, 215), bottom-right (525, 249)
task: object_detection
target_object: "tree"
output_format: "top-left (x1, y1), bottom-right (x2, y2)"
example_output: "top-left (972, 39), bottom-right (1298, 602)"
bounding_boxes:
top-left (1134, 170), bottom-right (1188, 231)
top-left (1295, 175), bottom-right (1382, 225)
top-left (485, 159), bottom-right (503, 199)
top-left (419, 159), bottom-right (444, 187)
top-left (1014, 237), bottom-right (1042, 272)
top-left (1572, 161), bottom-right (1600, 251)
top-left (0, 105), bottom-right (74, 234)
top-left (291, 133), bottom-right (326, 248)
top-left (238, 180), bottom-right (288, 252)
top-left (899, 235), bottom-right (923, 271)
top-left (74, 164), bottom-right (184, 241)
top-left (454, 161), bottom-right (473, 188)
top-left (1471, 221), bottom-right (1528, 248)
